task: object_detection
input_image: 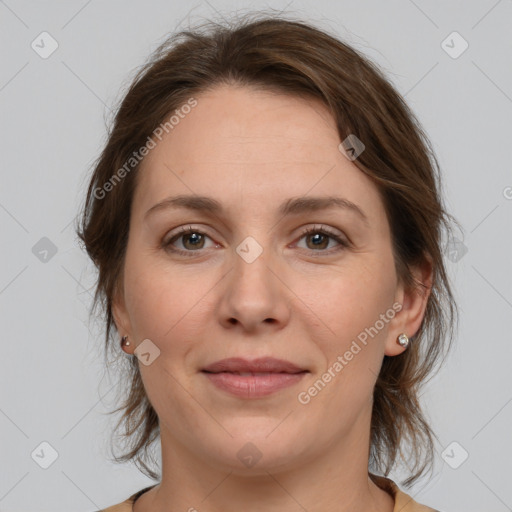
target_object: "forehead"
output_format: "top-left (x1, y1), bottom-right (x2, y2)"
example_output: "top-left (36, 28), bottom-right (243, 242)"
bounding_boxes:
top-left (132, 85), bottom-right (385, 223)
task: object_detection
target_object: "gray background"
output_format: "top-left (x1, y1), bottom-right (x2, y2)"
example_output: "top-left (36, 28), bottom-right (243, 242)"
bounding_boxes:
top-left (1, 1), bottom-right (511, 511)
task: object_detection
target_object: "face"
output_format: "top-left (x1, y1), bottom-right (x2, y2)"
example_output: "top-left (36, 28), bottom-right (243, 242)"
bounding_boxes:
top-left (113, 84), bottom-right (427, 474)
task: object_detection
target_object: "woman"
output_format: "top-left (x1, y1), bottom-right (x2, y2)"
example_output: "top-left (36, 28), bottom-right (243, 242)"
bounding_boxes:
top-left (78, 12), bottom-right (456, 512)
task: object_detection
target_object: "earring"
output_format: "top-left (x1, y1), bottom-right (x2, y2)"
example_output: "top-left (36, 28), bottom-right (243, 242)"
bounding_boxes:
top-left (397, 333), bottom-right (409, 348)
top-left (121, 335), bottom-right (130, 348)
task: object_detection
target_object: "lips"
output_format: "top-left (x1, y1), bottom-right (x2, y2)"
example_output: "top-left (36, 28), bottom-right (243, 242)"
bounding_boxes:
top-left (201, 357), bottom-right (307, 374)
top-left (201, 357), bottom-right (309, 398)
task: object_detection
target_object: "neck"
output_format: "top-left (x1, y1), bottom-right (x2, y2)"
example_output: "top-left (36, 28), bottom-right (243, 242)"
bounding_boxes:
top-left (134, 409), bottom-right (394, 512)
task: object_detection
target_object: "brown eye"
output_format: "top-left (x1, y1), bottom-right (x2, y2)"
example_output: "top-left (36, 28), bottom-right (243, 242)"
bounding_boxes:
top-left (163, 226), bottom-right (216, 255)
top-left (296, 226), bottom-right (349, 253)
top-left (180, 231), bottom-right (205, 250)
top-left (304, 232), bottom-right (330, 250)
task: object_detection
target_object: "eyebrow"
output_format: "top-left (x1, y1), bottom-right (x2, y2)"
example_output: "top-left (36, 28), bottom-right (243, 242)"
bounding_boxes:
top-left (144, 194), bottom-right (369, 225)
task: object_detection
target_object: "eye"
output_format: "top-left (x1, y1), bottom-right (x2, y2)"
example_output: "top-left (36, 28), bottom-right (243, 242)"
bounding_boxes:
top-left (162, 226), bottom-right (217, 256)
top-left (294, 225), bottom-right (349, 254)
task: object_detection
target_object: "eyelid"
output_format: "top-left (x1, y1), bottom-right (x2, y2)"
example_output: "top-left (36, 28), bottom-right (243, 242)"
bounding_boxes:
top-left (163, 224), bottom-right (213, 244)
top-left (294, 223), bottom-right (345, 240)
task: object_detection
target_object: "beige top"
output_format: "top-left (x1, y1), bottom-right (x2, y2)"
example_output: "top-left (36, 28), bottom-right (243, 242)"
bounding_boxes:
top-left (99, 475), bottom-right (439, 511)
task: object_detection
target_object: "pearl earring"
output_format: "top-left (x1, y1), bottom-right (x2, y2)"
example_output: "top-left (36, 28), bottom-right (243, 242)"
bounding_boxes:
top-left (397, 333), bottom-right (409, 348)
top-left (121, 335), bottom-right (130, 347)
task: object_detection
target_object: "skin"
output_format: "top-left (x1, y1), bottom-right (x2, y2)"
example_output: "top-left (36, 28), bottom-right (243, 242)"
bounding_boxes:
top-left (113, 84), bottom-right (432, 512)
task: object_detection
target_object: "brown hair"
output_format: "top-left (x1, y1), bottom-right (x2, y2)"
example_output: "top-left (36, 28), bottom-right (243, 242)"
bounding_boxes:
top-left (77, 11), bottom-right (458, 487)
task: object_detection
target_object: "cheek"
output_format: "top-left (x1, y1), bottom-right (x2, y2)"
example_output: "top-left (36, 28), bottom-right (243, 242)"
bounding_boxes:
top-left (122, 245), bottom-right (180, 341)
top-left (296, 256), bottom-right (395, 339)
top-left (122, 249), bottom-right (216, 356)
top-left (293, 253), bottom-right (397, 405)
top-left (124, 271), bottom-right (172, 340)
top-left (121, 258), bottom-right (206, 420)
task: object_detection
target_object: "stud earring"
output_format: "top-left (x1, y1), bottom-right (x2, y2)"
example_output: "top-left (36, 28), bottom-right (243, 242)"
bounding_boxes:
top-left (121, 335), bottom-right (130, 348)
top-left (397, 333), bottom-right (409, 348)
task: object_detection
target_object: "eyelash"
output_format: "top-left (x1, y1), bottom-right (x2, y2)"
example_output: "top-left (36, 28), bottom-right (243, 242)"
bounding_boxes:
top-left (162, 225), bottom-right (350, 257)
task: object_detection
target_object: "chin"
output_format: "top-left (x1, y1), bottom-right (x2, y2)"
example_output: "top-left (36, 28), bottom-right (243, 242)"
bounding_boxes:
top-left (199, 424), bottom-right (309, 473)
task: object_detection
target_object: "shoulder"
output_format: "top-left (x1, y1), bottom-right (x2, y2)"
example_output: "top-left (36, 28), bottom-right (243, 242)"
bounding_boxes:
top-left (370, 473), bottom-right (442, 512)
top-left (95, 485), bottom-right (157, 512)
top-left (97, 501), bottom-right (133, 512)
top-left (95, 480), bottom-right (443, 512)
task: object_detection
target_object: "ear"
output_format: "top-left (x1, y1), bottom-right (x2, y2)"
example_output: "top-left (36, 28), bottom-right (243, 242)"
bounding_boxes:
top-left (111, 282), bottom-right (134, 353)
top-left (384, 256), bottom-right (433, 356)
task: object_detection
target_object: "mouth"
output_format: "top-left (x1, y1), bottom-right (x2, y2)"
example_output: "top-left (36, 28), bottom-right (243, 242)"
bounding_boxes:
top-left (202, 371), bottom-right (306, 376)
top-left (201, 357), bottom-right (309, 398)
top-left (201, 356), bottom-right (307, 374)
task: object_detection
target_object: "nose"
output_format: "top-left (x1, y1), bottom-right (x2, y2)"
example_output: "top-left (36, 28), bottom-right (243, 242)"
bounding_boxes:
top-left (217, 242), bottom-right (291, 333)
